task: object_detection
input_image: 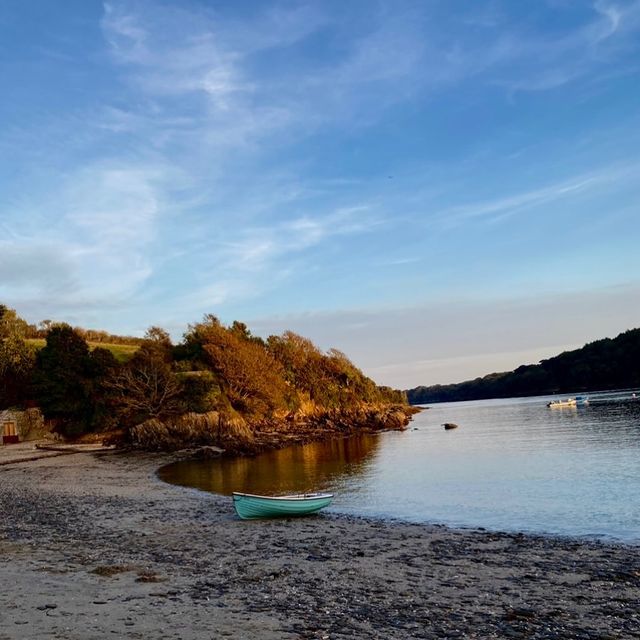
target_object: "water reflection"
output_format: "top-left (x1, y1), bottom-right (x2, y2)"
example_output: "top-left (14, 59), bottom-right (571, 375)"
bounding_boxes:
top-left (160, 390), bottom-right (640, 541)
top-left (159, 433), bottom-right (382, 496)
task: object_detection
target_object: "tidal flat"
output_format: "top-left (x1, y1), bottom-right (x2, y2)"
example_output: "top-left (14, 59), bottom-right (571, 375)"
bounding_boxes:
top-left (1, 451), bottom-right (639, 639)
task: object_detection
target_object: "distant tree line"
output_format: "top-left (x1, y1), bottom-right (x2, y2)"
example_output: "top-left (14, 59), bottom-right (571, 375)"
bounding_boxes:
top-left (1, 309), bottom-right (145, 345)
top-left (0, 305), bottom-right (406, 437)
top-left (407, 328), bottom-right (640, 404)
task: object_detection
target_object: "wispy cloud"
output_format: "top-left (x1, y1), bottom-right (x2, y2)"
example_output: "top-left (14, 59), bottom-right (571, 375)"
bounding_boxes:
top-left (222, 205), bottom-right (380, 270)
top-left (0, 159), bottom-right (184, 320)
top-left (101, 3), bottom-right (283, 150)
top-left (499, 0), bottom-right (640, 92)
top-left (433, 163), bottom-right (640, 228)
top-left (2, 0), bottom-right (639, 354)
top-left (379, 0), bottom-right (640, 95)
top-left (96, 0), bottom-right (640, 177)
top-left (101, 2), bottom-right (150, 64)
top-left (168, 204), bottom-right (383, 316)
top-left (99, 0), bottom-right (433, 145)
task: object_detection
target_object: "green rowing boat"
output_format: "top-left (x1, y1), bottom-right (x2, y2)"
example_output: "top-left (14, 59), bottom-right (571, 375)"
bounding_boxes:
top-left (232, 492), bottom-right (334, 519)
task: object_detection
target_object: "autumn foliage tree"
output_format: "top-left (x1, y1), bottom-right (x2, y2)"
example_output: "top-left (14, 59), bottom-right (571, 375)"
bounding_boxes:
top-left (1, 303), bottom-right (408, 444)
top-left (266, 331), bottom-right (405, 407)
top-left (186, 316), bottom-right (290, 417)
top-left (266, 331), bottom-right (322, 389)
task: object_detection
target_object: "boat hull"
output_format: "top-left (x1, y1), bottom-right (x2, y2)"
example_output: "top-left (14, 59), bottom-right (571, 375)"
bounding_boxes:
top-left (547, 399), bottom-right (577, 408)
top-left (232, 492), bottom-right (334, 519)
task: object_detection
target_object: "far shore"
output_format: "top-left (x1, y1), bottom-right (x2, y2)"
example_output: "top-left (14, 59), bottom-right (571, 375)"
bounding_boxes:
top-left (1, 449), bottom-right (639, 639)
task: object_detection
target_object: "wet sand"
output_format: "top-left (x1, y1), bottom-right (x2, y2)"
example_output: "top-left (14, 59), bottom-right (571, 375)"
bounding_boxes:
top-left (0, 450), bottom-right (639, 639)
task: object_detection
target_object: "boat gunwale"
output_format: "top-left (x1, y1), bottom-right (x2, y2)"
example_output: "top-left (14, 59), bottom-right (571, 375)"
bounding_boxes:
top-left (232, 491), bottom-right (334, 501)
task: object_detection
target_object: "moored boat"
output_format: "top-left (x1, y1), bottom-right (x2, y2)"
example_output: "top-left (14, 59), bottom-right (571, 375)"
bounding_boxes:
top-left (232, 491), bottom-right (334, 519)
top-left (547, 398), bottom-right (577, 408)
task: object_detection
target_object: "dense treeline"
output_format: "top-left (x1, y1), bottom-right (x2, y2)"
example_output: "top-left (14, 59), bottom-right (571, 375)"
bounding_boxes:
top-left (407, 328), bottom-right (640, 404)
top-left (0, 305), bottom-right (406, 441)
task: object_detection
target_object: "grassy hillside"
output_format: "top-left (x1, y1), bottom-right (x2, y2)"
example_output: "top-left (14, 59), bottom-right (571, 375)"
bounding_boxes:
top-left (26, 339), bottom-right (139, 363)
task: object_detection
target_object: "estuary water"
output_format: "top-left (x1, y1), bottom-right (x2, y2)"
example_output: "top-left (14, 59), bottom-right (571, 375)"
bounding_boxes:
top-left (159, 390), bottom-right (640, 542)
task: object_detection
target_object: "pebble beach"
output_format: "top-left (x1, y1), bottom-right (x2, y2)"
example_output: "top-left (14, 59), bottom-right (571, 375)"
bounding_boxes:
top-left (1, 448), bottom-right (639, 639)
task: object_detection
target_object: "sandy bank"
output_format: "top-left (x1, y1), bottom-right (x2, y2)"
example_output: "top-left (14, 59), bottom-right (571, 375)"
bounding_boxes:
top-left (0, 452), bottom-right (639, 639)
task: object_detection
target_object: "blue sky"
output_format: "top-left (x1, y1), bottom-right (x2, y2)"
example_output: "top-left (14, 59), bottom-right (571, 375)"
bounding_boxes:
top-left (1, 0), bottom-right (639, 387)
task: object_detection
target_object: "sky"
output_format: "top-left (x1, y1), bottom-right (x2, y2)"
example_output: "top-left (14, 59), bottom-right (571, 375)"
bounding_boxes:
top-left (1, 0), bottom-right (639, 389)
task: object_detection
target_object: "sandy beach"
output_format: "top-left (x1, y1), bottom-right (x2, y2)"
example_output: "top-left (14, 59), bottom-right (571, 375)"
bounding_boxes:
top-left (1, 448), bottom-right (639, 639)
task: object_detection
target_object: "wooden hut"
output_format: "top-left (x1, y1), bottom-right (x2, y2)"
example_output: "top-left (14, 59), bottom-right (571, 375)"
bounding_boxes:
top-left (0, 410), bottom-right (20, 445)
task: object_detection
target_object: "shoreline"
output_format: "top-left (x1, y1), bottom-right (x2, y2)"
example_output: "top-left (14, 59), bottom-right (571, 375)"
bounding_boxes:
top-left (127, 403), bottom-right (419, 456)
top-left (1, 452), bottom-right (639, 639)
top-left (158, 455), bottom-right (639, 549)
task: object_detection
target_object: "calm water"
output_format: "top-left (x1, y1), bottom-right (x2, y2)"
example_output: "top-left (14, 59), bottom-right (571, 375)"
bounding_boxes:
top-left (159, 390), bottom-right (640, 542)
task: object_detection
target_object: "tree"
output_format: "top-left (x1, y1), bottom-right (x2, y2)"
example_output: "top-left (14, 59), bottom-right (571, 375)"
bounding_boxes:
top-left (87, 347), bottom-right (120, 430)
top-left (0, 334), bottom-right (36, 408)
top-left (0, 304), bottom-right (29, 339)
top-left (229, 320), bottom-right (265, 346)
top-left (267, 333), bottom-right (391, 408)
top-left (267, 331), bottom-right (322, 388)
top-left (32, 325), bottom-right (116, 435)
top-left (179, 370), bottom-right (221, 413)
top-left (194, 317), bottom-right (289, 417)
top-left (107, 343), bottom-right (183, 425)
top-left (173, 315), bottom-right (219, 368)
top-left (145, 326), bottom-right (173, 350)
top-left (0, 305), bottom-right (36, 406)
top-left (38, 319), bottom-right (53, 335)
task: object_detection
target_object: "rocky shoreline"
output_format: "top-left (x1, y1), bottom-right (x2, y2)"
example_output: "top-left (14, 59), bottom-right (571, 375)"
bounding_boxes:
top-left (128, 403), bottom-right (419, 455)
top-left (1, 451), bottom-right (639, 639)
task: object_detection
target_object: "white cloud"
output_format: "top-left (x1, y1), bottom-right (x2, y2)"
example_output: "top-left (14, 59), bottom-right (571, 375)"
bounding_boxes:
top-left (95, 0), bottom-right (640, 200)
top-left (0, 160), bottom-right (185, 321)
top-left (4, 0), bottom-right (639, 344)
top-left (173, 203), bottom-right (383, 314)
top-left (593, 1), bottom-right (623, 42)
top-left (97, 1), bottom-right (440, 150)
